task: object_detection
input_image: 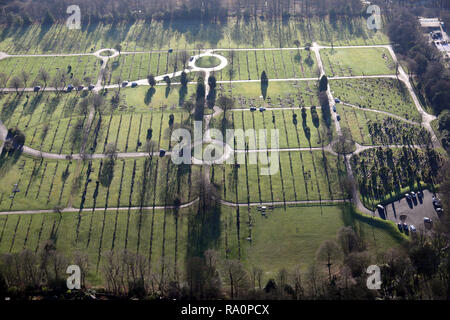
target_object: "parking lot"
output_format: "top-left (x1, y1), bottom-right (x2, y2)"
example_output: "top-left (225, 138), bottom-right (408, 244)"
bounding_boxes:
top-left (378, 190), bottom-right (441, 234)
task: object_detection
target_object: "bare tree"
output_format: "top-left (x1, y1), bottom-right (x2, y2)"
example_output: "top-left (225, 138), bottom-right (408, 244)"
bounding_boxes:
top-left (250, 265), bottom-right (263, 291)
top-left (38, 68), bottom-right (50, 87)
top-left (316, 239), bottom-right (342, 282)
top-left (20, 70), bottom-right (30, 88)
top-left (223, 259), bottom-right (250, 299)
top-left (73, 251), bottom-right (89, 289)
top-left (0, 72), bottom-right (7, 90)
top-left (10, 76), bottom-right (23, 93)
top-left (104, 142), bottom-right (118, 160)
top-left (291, 265), bottom-right (305, 300)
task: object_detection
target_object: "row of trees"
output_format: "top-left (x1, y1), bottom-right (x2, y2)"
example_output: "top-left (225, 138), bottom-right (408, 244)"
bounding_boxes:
top-left (1, 0), bottom-right (370, 26)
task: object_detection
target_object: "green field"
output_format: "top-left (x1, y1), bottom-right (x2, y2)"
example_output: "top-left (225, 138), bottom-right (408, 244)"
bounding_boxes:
top-left (322, 47), bottom-right (395, 76)
top-left (0, 55), bottom-right (101, 87)
top-left (232, 205), bottom-right (405, 276)
top-left (0, 203), bottom-right (404, 285)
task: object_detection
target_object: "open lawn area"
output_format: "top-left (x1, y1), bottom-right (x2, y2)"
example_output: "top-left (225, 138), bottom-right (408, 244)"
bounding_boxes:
top-left (0, 55), bottom-right (101, 87)
top-left (220, 204), bottom-right (405, 280)
top-left (321, 47), bottom-right (395, 76)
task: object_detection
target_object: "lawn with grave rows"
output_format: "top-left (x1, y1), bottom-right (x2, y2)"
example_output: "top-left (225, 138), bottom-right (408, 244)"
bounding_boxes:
top-left (70, 157), bottom-right (200, 210)
top-left (210, 108), bottom-right (334, 149)
top-left (330, 78), bottom-right (421, 122)
top-left (0, 205), bottom-right (194, 286)
top-left (217, 81), bottom-right (320, 108)
top-left (215, 49), bottom-right (318, 81)
top-left (0, 156), bottom-right (76, 211)
top-left (337, 105), bottom-right (431, 146)
top-left (211, 150), bottom-right (349, 204)
top-left (107, 51), bottom-right (189, 83)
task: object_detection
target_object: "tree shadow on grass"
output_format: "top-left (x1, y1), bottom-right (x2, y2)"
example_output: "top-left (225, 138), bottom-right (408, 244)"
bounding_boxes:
top-left (1, 95), bottom-right (22, 121)
top-left (179, 85), bottom-right (188, 106)
top-left (165, 86), bottom-right (171, 99)
top-left (144, 87), bottom-right (156, 105)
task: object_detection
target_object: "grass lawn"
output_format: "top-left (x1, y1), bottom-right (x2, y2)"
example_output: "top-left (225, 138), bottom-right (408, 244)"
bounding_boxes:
top-left (0, 56), bottom-right (101, 87)
top-left (219, 204), bottom-right (405, 281)
top-left (196, 56), bottom-right (221, 68)
top-left (0, 203), bottom-right (405, 286)
top-left (322, 47), bottom-right (395, 76)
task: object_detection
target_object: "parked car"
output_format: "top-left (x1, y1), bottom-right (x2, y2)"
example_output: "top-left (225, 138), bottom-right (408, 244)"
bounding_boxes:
top-left (336, 114), bottom-right (341, 121)
top-left (189, 56), bottom-right (194, 62)
top-left (436, 207), bottom-right (443, 214)
top-left (411, 191), bottom-right (416, 199)
top-left (259, 107), bottom-right (266, 112)
top-left (334, 98), bottom-right (340, 103)
top-left (66, 84), bottom-right (74, 92)
top-left (168, 48), bottom-right (173, 53)
top-left (332, 105), bottom-right (336, 112)
top-left (76, 85), bottom-right (84, 92)
top-left (159, 149), bottom-right (166, 157)
top-left (88, 84), bottom-right (95, 90)
top-left (131, 82), bottom-right (138, 88)
top-left (424, 217), bottom-right (433, 224)
top-left (122, 81), bottom-right (128, 87)
top-left (402, 223), bottom-right (409, 232)
top-left (33, 86), bottom-right (41, 92)
top-left (250, 107), bottom-right (257, 112)
top-left (410, 225), bottom-right (416, 233)
top-left (405, 193), bottom-right (411, 200)
top-left (377, 204), bottom-right (384, 213)
top-left (397, 223), bottom-right (403, 232)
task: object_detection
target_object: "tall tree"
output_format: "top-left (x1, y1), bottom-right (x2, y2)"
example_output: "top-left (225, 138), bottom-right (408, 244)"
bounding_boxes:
top-left (319, 74), bottom-right (328, 92)
top-left (147, 74), bottom-right (156, 87)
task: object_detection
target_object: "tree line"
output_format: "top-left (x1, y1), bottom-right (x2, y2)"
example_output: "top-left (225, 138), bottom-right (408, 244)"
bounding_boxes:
top-left (386, 9), bottom-right (450, 151)
top-left (1, 0), bottom-right (367, 26)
